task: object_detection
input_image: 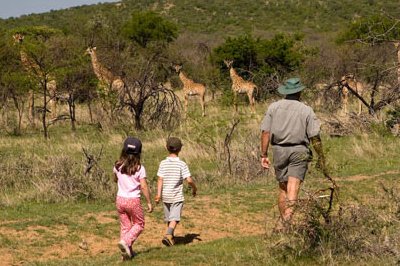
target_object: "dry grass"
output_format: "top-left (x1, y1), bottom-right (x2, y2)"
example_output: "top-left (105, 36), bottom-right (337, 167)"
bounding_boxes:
top-left (268, 185), bottom-right (400, 265)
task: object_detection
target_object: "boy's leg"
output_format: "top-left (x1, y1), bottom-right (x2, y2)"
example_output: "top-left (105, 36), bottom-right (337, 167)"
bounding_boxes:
top-left (166, 220), bottom-right (178, 235)
top-left (162, 202), bottom-right (183, 246)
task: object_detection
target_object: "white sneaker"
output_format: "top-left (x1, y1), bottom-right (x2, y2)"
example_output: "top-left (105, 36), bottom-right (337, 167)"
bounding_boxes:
top-left (118, 240), bottom-right (132, 260)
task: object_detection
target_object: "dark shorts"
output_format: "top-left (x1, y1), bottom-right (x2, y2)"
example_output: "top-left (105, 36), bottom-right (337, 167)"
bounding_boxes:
top-left (272, 145), bottom-right (311, 183)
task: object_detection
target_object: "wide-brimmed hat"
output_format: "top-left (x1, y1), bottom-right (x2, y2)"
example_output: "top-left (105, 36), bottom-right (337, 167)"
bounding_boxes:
top-left (278, 78), bottom-right (306, 95)
top-left (167, 137), bottom-right (183, 152)
top-left (123, 137), bottom-right (142, 155)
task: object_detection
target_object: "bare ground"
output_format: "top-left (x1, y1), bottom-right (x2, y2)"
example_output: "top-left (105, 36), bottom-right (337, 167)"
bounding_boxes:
top-left (2, 171), bottom-right (398, 265)
top-left (0, 195), bottom-right (271, 265)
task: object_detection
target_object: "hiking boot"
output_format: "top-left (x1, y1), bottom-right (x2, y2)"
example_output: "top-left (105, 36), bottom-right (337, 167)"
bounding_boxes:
top-left (162, 234), bottom-right (175, 246)
top-left (118, 240), bottom-right (132, 260)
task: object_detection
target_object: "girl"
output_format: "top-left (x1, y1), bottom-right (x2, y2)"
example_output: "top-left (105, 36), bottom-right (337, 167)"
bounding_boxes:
top-left (113, 137), bottom-right (153, 260)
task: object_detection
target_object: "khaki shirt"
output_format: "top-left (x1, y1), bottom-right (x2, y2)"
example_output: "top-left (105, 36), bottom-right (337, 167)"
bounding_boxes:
top-left (260, 99), bottom-right (320, 146)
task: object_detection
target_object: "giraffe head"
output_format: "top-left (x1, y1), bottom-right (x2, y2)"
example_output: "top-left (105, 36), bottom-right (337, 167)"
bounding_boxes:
top-left (85, 46), bottom-right (97, 56)
top-left (12, 33), bottom-right (24, 45)
top-left (223, 60), bottom-right (233, 68)
top-left (394, 42), bottom-right (400, 51)
top-left (340, 73), bottom-right (355, 85)
top-left (173, 64), bottom-right (182, 73)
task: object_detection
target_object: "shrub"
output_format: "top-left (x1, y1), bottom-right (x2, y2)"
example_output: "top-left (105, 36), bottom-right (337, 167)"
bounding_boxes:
top-left (269, 186), bottom-right (400, 264)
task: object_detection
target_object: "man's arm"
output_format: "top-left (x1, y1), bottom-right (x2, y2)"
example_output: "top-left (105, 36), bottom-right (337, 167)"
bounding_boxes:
top-left (260, 130), bottom-right (271, 169)
top-left (154, 176), bottom-right (163, 203)
top-left (310, 135), bottom-right (328, 177)
top-left (186, 177), bottom-right (197, 197)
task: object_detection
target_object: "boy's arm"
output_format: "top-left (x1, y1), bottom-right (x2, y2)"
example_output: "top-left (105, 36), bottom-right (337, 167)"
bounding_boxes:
top-left (155, 176), bottom-right (163, 203)
top-left (186, 177), bottom-right (197, 197)
top-left (140, 179), bottom-right (153, 212)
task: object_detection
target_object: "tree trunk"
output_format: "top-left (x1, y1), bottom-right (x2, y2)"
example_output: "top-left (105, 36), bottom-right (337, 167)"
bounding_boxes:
top-left (134, 112), bottom-right (142, 130)
top-left (11, 94), bottom-right (23, 135)
top-left (42, 81), bottom-right (49, 139)
top-left (68, 94), bottom-right (76, 131)
top-left (87, 99), bottom-right (93, 123)
top-left (133, 103), bottom-right (144, 130)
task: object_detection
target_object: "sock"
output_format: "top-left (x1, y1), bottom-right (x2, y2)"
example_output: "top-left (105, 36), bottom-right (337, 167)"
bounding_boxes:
top-left (166, 227), bottom-right (174, 235)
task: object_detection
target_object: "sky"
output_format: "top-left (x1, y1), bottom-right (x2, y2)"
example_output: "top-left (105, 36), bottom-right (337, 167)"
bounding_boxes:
top-left (0, 0), bottom-right (119, 19)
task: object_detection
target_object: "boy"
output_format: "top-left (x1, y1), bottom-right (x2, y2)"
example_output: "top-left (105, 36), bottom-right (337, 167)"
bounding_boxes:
top-left (155, 137), bottom-right (197, 246)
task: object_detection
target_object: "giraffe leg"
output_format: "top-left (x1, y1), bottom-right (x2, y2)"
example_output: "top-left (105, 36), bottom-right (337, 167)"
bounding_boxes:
top-left (184, 95), bottom-right (188, 116)
top-left (341, 88), bottom-right (348, 116)
top-left (201, 93), bottom-right (205, 117)
top-left (28, 90), bottom-right (34, 123)
top-left (248, 92), bottom-right (255, 113)
top-left (49, 99), bottom-right (57, 119)
top-left (233, 92), bottom-right (238, 112)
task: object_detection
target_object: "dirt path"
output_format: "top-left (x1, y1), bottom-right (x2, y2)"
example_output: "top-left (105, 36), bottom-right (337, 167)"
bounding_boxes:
top-left (0, 195), bottom-right (269, 265)
top-left (340, 170), bottom-right (399, 182)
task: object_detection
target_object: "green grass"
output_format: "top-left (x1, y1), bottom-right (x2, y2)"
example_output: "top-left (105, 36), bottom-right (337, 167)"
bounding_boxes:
top-left (1, 172), bottom-right (399, 264)
top-left (1, 100), bottom-right (399, 264)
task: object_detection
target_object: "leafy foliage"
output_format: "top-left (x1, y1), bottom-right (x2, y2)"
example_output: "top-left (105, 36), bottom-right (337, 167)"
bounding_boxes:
top-left (337, 14), bottom-right (400, 44)
top-left (121, 11), bottom-right (178, 48)
top-left (213, 34), bottom-right (304, 76)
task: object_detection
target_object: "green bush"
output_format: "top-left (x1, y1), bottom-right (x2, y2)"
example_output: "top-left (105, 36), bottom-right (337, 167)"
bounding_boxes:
top-left (122, 11), bottom-right (178, 48)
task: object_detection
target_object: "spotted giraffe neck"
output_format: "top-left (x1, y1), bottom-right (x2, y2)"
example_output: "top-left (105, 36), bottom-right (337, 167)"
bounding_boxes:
top-left (89, 50), bottom-right (114, 85)
top-left (179, 71), bottom-right (193, 86)
top-left (396, 43), bottom-right (400, 85)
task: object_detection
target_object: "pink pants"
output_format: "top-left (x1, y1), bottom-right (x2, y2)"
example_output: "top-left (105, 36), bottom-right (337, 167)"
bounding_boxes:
top-left (116, 196), bottom-right (145, 246)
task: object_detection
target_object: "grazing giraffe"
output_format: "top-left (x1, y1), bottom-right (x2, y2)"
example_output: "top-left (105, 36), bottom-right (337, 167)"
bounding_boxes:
top-left (223, 60), bottom-right (256, 112)
top-left (85, 47), bottom-right (125, 102)
top-left (13, 33), bottom-right (58, 120)
top-left (340, 74), bottom-right (366, 115)
top-left (173, 64), bottom-right (206, 116)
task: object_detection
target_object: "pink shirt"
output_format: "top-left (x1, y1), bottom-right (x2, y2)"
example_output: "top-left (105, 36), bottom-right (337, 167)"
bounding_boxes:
top-left (113, 165), bottom-right (146, 198)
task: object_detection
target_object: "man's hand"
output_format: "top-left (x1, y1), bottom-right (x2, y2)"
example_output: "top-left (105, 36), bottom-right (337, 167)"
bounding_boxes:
top-left (154, 195), bottom-right (161, 204)
top-left (261, 157), bottom-right (270, 169)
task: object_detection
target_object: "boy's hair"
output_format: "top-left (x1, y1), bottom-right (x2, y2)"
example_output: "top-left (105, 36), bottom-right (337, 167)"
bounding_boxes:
top-left (166, 137), bottom-right (183, 153)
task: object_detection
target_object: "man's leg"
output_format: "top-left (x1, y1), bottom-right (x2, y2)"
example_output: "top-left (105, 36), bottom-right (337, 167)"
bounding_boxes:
top-left (278, 182), bottom-right (288, 219)
top-left (283, 176), bottom-right (302, 222)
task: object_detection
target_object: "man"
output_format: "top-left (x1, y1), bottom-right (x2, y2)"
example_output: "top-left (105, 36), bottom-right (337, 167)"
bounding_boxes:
top-left (260, 77), bottom-right (326, 228)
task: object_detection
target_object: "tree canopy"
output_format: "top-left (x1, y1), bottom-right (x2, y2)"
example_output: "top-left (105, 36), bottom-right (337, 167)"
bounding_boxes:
top-left (337, 14), bottom-right (400, 44)
top-left (121, 11), bottom-right (178, 48)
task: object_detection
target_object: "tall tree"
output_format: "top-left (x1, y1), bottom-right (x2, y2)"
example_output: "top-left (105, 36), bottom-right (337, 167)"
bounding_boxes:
top-left (11, 26), bottom-right (62, 138)
top-left (122, 11), bottom-right (178, 48)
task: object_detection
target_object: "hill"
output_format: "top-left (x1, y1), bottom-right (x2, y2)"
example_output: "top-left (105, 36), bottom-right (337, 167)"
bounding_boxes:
top-left (1, 0), bottom-right (400, 40)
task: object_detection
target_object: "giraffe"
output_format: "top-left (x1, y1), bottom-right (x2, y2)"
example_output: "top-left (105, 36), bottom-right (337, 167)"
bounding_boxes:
top-left (340, 74), bottom-right (366, 115)
top-left (394, 42), bottom-right (400, 86)
top-left (173, 64), bottom-right (206, 117)
top-left (85, 47), bottom-right (125, 102)
top-left (223, 60), bottom-right (256, 112)
top-left (13, 33), bottom-right (58, 120)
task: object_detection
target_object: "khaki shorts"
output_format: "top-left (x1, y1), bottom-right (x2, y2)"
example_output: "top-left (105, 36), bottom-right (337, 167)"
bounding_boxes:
top-left (163, 201), bottom-right (184, 222)
top-left (272, 145), bottom-right (311, 183)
